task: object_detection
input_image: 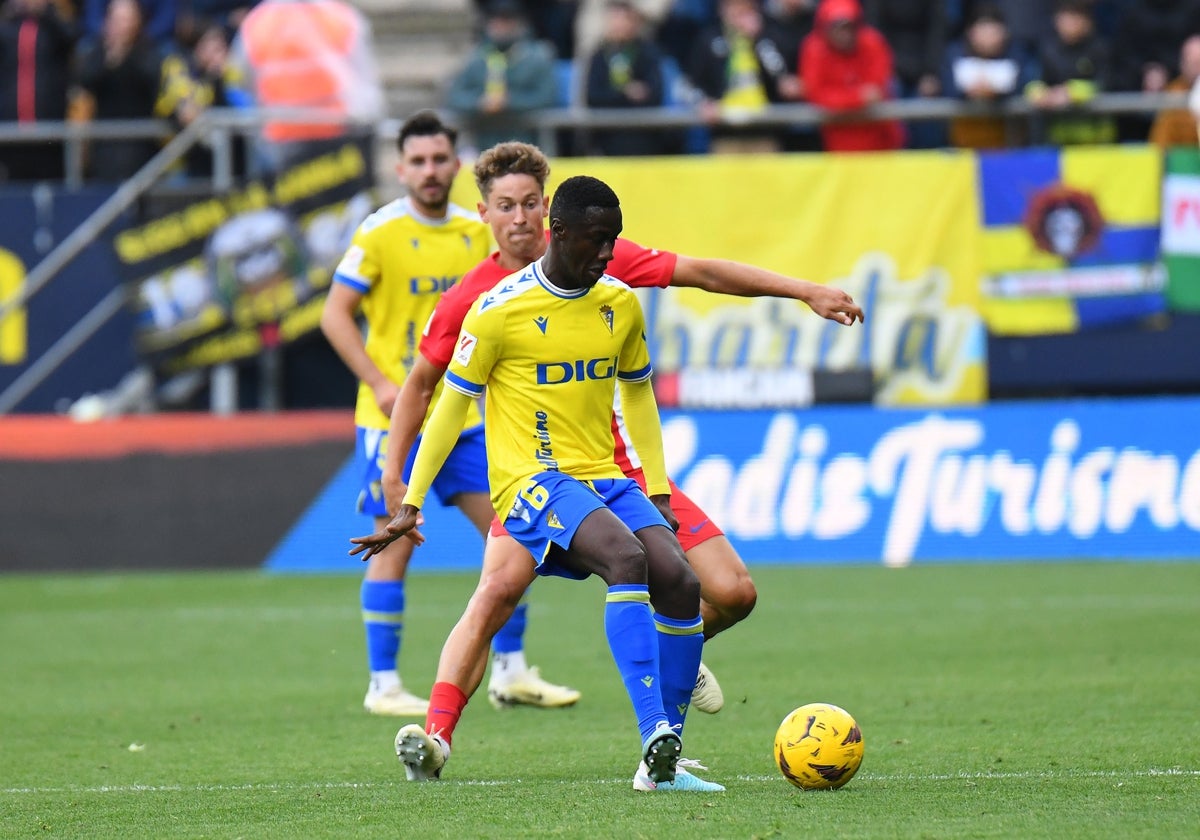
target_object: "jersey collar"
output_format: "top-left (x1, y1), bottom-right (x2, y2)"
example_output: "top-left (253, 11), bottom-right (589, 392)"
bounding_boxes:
top-left (401, 196), bottom-right (453, 226)
top-left (532, 258), bottom-right (591, 299)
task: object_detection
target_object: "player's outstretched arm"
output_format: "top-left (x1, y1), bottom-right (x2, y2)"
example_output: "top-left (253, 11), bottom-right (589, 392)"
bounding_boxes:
top-left (670, 255), bottom-right (865, 325)
top-left (381, 354), bottom-right (451, 515)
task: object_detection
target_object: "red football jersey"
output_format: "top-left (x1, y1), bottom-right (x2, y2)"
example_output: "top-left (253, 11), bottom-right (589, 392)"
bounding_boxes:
top-left (418, 233), bottom-right (677, 473)
top-left (419, 234), bottom-right (676, 367)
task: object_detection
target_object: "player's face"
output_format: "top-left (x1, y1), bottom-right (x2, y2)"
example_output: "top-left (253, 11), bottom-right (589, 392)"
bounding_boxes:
top-left (397, 134), bottom-right (460, 216)
top-left (479, 173), bottom-right (549, 265)
top-left (557, 206), bottom-right (622, 287)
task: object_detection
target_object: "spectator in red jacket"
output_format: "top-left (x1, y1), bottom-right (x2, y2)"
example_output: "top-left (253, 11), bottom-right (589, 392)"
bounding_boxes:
top-left (799, 0), bottom-right (903, 152)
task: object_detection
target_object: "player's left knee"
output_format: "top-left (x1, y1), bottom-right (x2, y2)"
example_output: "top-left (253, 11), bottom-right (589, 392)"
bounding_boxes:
top-left (730, 577), bottom-right (757, 621)
top-left (706, 574), bottom-right (757, 622)
top-left (477, 571), bottom-right (527, 611)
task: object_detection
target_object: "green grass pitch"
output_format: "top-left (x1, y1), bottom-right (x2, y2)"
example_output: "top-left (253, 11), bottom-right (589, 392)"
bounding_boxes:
top-left (2, 562), bottom-right (1198, 839)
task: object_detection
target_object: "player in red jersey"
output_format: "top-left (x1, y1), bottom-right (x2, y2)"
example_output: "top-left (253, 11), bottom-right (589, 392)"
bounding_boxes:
top-left (359, 142), bottom-right (863, 774)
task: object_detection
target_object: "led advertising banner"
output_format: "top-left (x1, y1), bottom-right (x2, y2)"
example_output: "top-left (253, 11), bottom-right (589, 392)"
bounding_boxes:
top-left (267, 397), bottom-right (1200, 572)
top-left (660, 397), bottom-right (1200, 566)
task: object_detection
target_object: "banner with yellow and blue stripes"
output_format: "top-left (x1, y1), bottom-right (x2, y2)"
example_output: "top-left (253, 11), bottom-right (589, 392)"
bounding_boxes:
top-left (977, 146), bottom-right (1164, 335)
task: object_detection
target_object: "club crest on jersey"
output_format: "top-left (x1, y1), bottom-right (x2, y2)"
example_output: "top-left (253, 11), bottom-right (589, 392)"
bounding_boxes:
top-left (534, 315), bottom-right (549, 334)
top-left (454, 330), bottom-right (478, 366)
top-left (599, 304), bottom-right (614, 335)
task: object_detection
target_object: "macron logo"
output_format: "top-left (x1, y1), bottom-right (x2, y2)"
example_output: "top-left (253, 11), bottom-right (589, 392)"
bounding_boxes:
top-left (534, 316), bottom-right (549, 334)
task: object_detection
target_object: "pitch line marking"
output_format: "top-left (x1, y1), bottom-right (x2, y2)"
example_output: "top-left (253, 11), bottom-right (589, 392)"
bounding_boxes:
top-left (3, 768), bottom-right (1197, 795)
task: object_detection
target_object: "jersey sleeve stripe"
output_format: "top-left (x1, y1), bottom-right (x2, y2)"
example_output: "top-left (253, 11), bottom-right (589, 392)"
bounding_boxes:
top-left (617, 363), bottom-right (653, 382)
top-left (445, 370), bottom-right (485, 398)
top-left (333, 273), bottom-right (370, 294)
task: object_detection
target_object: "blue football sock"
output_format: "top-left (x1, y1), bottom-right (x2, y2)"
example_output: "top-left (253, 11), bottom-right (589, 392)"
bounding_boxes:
top-left (491, 598), bottom-right (528, 655)
top-left (653, 612), bottom-right (705, 735)
top-left (361, 579), bottom-right (405, 674)
top-left (604, 584), bottom-right (667, 744)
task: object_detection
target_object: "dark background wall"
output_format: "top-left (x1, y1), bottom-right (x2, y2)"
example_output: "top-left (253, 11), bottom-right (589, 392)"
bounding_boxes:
top-left (0, 412), bottom-right (353, 572)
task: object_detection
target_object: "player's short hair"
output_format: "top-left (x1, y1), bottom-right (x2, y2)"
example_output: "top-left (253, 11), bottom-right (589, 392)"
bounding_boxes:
top-left (1054, 0), bottom-right (1091, 16)
top-left (549, 175), bottom-right (620, 225)
top-left (967, 2), bottom-right (1005, 26)
top-left (398, 110), bottom-right (457, 154)
top-left (474, 142), bottom-right (551, 198)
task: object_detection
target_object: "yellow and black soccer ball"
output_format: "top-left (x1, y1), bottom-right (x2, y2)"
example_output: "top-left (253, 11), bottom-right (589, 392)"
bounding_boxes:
top-left (774, 702), bottom-right (864, 790)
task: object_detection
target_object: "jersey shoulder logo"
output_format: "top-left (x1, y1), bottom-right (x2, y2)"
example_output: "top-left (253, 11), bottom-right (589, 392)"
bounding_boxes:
top-left (454, 330), bottom-right (478, 367)
top-left (534, 315), bottom-right (548, 334)
top-left (599, 304), bottom-right (614, 335)
top-left (335, 244), bottom-right (365, 276)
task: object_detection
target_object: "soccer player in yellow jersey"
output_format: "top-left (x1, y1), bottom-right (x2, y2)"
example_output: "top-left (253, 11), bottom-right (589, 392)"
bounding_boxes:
top-left (353, 175), bottom-right (723, 791)
top-left (320, 111), bottom-right (577, 717)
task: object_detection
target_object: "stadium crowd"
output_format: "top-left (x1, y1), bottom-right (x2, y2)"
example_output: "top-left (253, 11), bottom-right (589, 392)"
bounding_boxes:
top-left (1, 0), bottom-right (1199, 181)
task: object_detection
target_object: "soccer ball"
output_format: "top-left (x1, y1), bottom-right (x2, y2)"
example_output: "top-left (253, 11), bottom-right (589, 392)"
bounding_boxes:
top-left (774, 702), bottom-right (864, 790)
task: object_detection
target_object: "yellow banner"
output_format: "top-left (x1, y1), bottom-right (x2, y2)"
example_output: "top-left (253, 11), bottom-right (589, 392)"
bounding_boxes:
top-left (527, 153), bottom-right (985, 405)
top-left (0, 247), bottom-right (27, 365)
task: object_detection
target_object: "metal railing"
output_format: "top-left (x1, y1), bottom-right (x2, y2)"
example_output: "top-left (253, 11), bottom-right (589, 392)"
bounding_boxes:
top-left (0, 91), bottom-right (1188, 188)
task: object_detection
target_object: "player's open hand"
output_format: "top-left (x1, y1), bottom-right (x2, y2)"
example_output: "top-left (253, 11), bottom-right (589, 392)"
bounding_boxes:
top-left (349, 505), bottom-right (425, 559)
top-left (649, 494), bottom-right (680, 533)
top-left (807, 285), bottom-right (864, 325)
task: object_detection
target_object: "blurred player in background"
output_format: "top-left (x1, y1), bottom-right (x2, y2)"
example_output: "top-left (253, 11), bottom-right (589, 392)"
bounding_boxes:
top-left (355, 142), bottom-right (863, 778)
top-left (320, 112), bottom-right (576, 717)
top-left (356, 175), bottom-right (724, 791)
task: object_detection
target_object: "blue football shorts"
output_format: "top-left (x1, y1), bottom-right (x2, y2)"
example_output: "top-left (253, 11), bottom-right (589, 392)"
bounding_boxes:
top-left (355, 423), bottom-right (488, 516)
top-left (503, 471), bottom-right (670, 580)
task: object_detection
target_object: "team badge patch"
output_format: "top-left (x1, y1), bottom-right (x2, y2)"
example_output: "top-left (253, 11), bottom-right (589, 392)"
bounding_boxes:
top-left (454, 330), bottom-right (478, 366)
top-left (599, 304), bottom-right (614, 335)
top-left (547, 510), bottom-right (563, 529)
top-left (335, 244), bottom-right (365, 276)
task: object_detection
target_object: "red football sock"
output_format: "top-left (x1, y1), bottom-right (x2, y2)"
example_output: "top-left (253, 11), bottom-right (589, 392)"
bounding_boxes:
top-left (426, 682), bottom-right (469, 745)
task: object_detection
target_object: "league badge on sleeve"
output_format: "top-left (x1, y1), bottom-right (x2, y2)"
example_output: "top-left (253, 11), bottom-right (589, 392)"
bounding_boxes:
top-left (454, 331), bottom-right (478, 367)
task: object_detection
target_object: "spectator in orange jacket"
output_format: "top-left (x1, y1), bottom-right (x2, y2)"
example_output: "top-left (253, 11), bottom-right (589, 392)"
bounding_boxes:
top-left (799, 0), bottom-right (902, 152)
top-left (1150, 35), bottom-right (1200, 150)
top-left (231, 0), bottom-right (384, 174)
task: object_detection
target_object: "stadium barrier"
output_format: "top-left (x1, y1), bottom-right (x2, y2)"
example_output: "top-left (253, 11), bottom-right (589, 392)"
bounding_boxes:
top-left (0, 93), bottom-right (1186, 187)
top-left (0, 411), bottom-right (352, 572)
top-left (265, 395), bottom-right (1200, 573)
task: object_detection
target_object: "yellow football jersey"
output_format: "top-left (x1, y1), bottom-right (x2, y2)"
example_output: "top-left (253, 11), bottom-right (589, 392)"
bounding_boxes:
top-left (444, 259), bottom-right (653, 517)
top-left (333, 196), bottom-right (491, 430)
